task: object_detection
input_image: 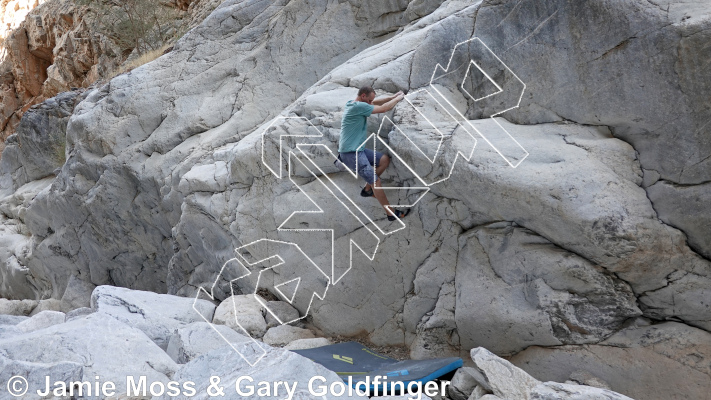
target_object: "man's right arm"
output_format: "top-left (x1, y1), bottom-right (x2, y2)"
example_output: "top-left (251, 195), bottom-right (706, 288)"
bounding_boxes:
top-left (372, 94), bottom-right (404, 114)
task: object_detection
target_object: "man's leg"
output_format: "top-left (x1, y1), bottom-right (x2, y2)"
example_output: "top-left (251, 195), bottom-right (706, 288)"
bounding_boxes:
top-left (371, 177), bottom-right (394, 217)
top-left (364, 152), bottom-right (389, 192)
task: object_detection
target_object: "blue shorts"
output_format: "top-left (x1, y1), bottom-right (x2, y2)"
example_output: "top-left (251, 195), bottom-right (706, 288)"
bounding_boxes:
top-left (338, 148), bottom-right (383, 184)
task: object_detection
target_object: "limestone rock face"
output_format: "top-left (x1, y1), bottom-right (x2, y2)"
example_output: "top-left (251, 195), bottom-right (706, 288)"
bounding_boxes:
top-left (0, 1), bottom-right (707, 399)
top-left (0, 0), bottom-right (222, 146)
top-left (469, 0), bottom-right (711, 273)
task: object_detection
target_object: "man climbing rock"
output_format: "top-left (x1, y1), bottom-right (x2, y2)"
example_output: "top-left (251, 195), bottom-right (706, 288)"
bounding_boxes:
top-left (338, 86), bottom-right (409, 221)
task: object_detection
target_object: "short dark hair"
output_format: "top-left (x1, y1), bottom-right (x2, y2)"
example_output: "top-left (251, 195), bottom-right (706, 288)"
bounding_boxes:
top-left (357, 86), bottom-right (375, 97)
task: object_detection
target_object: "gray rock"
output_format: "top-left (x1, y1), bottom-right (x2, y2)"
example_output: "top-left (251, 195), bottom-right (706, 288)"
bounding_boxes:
top-left (449, 367), bottom-right (485, 400)
top-left (15, 310), bottom-right (66, 333)
top-left (468, 386), bottom-right (491, 400)
top-left (91, 285), bottom-right (216, 349)
top-left (265, 300), bottom-right (301, 328)
top-left (64, 306), bottom-right (94, 321)
top-left (212, 294), bottom-right (267, 338)
top-left (0, 314), bottom-right (28, 325)
top-left (60, 274), bottom-right (96, 310)
top-left (154, 341), bottom-right (367, 400)
top-left (0, 89), bottom-right (83, 197)
top-left (29, 298), bottom-right (68, 315)
top-left (530, 382), bottom-right (633, 400)
top-left (455, 222), bottom-right (641, 355)
top-left (470, 0), bottom-right (711, 263)
top-left (0, 312), bottom-right (177, 398)
top-left (0, 355), bottom-right (83, 400)
top-left (470, 347), bottom-right (540, 400)
top-left (647, 180), bottom-right (711, 260)
top-left (166, 321), bottom-right (251, 364)
top-left (283, 337), bottom-right (332, 351)
top-left (262, 325), bottom-right (316, 347)
top-left (13, 0), bottom-right (436, 302)
top-left (0, 298), bottom-right (37, 316)
top-left (509, 322), bottom-right (711, 400)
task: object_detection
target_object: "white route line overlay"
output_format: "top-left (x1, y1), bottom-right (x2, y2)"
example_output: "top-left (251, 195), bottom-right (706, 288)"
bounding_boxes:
top-left (193, 36), bottom-right (529, 365)
top-left (279, 146), bottom-right (382, 285)
top-left (193, 238), bottom-right (330, 366)
top-left (430, 37), bottom-right (529, 168)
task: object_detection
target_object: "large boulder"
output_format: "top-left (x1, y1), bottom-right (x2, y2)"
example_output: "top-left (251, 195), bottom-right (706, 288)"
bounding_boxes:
top-left (91, 285), bottom-right (216, 349)
top-left (0, 312), bottom-right (177, 397)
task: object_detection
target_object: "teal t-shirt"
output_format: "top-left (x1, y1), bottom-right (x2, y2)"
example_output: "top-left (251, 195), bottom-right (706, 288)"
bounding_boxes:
top-left (338, 100), bottom-right (375, 153)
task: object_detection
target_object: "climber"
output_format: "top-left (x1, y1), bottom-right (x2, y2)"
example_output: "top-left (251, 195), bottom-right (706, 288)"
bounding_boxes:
top-left (338, 86), bottom-right (409, 221)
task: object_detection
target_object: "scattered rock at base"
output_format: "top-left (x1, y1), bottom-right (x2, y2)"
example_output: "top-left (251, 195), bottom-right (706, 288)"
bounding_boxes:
top-left (265, 300), bottom-right (301, 328)
top-left (29, 298), bottom-right (68, 315)
top-left (469, 347), bottom-right (633, 400)
top-left (449, 367), bottom-right (490, 400)
top-left (263, 324), bottom-right (316, 346)
top-left (284, 337), bottom-right (332, 351)
top-left (213, 294), bottom-right (267, 338)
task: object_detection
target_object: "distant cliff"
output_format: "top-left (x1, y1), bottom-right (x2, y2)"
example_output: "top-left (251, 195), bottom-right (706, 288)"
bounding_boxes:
top-left (0, 0), bottom-right (221, 149)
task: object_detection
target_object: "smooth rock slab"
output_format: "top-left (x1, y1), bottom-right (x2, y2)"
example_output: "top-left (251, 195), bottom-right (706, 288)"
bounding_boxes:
top-left (166, 321), bottom-right (251, 364)
top-left (0, 313), bottom-right (177, 398)
top-left (91, 285), bottom-right (216, 349)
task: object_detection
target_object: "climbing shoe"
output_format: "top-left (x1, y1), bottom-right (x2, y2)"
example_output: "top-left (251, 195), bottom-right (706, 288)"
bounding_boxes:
top-left (360, 186), bottom-right (374, 197)
top-left (387, 209), bottom-right (410, 221)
